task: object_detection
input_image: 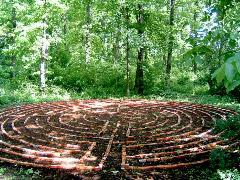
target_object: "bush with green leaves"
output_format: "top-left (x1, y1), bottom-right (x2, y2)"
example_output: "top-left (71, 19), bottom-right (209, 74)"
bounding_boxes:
top-left (212, 52), bottom-right (240, 93)
top-left (50, 61), bottom-right (132, 97)
top-left (213, 115), bottom-right (240, 139)
top-left (210, 115), bottom-right (240, 170)
top-left (217, 169), bottom-right (240, 180)
top-left (210, 148), bottom-right (232, 169)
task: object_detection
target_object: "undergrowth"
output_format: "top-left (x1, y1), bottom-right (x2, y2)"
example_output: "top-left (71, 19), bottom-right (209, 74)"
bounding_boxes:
top-left (213, 115), bottom-right (240, 139)
top-left (208, 115), bottom-right (240, 176)
top-left (0, 82), bottom-right (72, 108)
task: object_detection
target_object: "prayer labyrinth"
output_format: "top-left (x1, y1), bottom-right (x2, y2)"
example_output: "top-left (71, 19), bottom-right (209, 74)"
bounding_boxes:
top-left (0, 99), bottom-right (238, 174)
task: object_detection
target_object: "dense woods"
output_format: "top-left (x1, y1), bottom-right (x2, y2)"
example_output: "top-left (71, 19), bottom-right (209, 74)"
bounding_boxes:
top-left (0, 0), bottom-right (240, 99)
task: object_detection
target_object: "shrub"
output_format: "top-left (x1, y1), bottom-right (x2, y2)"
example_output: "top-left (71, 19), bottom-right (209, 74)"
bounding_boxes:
top-left (210, 148), bottom-right (231, 169)
top-left (217, 169), bottom-right (240, 180)
top-left (213, 115), bottom-right (240, 139)
top-left (0, 82), bottom-right (71, 108)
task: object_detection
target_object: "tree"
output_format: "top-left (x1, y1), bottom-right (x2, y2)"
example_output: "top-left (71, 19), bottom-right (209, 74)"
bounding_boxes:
top-left (40, 0), bottom-right (48, 92)
top-left (165, 0), bottom-right (176, 86)
top-left (125, 6), bottom-right (130, 97)
top-left (134, 4), bottom-right (145, 95)
top-left (192, 0), bottom-right (198, 74)
top-left (113, 10), bottom-right (121, 64)
top-left (85, 0), bottom-right (91, 64)
top-left (11, 6), bottom-right (17, 78)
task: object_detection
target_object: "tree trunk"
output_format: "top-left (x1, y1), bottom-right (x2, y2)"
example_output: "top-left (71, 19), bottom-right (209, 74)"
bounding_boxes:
top-left (40, 54), bottom-right (46, 92)
top-left (192, 1), bottom-right (197, 74)
top-left (163, 54), bottom-right (166, 66)
top-left (40, 25), bottom-right (48, 92)
top-left (165, 0), bottom-right (175, 86)
top-left (113, 9), bottom-right (122, 64)
top-left (40, 2), bottom-right (48, 93)
top-left (11, 7), bottom-right (16, 78)
top-left (134, 4), bottom-right (144, 95)
top-left (218, 13), bottom-right (226, 67)
top-left (85, 0), bottom-right (91, 64)
top-left (125, 7), bottom-right (130, 97)
top-left (113, 29), bottom-right (120, 64)
top-left (63, 13), bottom-right (67, 48)
top-left (218, 37), bottom-right (224, 66)
top-left (193, 58), bottom-right (197, 74)
top-left (145, 46), bottom-right (148, 61)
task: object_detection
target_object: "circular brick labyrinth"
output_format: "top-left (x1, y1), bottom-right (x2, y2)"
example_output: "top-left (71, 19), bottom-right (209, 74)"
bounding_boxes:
top-left (0, 100), bottom-right (239, 174)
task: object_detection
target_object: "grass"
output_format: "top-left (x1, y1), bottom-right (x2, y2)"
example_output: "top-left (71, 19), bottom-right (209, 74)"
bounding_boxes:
top-left (0, 83), bottom-right (72, 109)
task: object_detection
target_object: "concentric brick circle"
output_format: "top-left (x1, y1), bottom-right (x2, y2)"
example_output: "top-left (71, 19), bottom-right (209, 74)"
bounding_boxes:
top-left (0, 99), bottom-right (238, 174)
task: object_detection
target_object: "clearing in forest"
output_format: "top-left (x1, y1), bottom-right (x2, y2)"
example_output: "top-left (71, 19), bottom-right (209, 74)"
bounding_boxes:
top-left (0, 99), bottom-right (238, 176)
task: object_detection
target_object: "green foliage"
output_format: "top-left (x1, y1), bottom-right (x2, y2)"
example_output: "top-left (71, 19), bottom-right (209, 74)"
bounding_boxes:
top-left (0, 0), bottom-right (239, 97)
top-left (0, 82), bottom-right (71, 108)
top-left (0, 167), bottom-right (7, 175)
top-left (210, 148), bottom-right (232, 169)
top-left (210, 115), bottom-right (240, 171)
top-left (216, 169), bottom-right (240, 180)
top-left (212, 52), bottom-right (240, 92)
top-left (213, 115), bottom-right (240, 139)
top-left (51, 61), bottom-right (128, 96)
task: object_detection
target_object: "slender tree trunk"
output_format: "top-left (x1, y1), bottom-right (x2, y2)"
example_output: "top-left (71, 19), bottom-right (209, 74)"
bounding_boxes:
top-left (113, 10), bottom-right (122, 64)
top-left (63, 13), bottom-right (67, 48)
top-left (85, 0), bottom-right (91, 64)
top-left (125, 7), bottom-right (130, 97)
top-left (192, 1), bottom-right (197, 74)
top-left (11, 7), bottom-right (16, 78)
top-left (165, 0), bottom-right (175, 86)
top-left (163, 54), bottom-right (166, 66)
top-left (40, 55), bottom-right (46, 92)
top-left (218, 14), bottom-right (225, 67)
top-left (40, 26), bottom-right (48, 92)
top-left (145, 46), bottom-right (148, 60)
top-left (100, 17), bottom-right (106, 61)
top-left (134, 4), bottom-right (144, 95)
top-left (40, 1), bottom-right (48, 93)
top-left (193, 58), bottom-right (197, 74)
top-left (218, 37), bottom-right (224, 66)
top-left (113, 29), bottom-right (120, 64)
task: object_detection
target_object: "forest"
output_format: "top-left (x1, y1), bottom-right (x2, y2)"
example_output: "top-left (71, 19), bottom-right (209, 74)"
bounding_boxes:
top-left (0, 0), bottom-right (240, 179)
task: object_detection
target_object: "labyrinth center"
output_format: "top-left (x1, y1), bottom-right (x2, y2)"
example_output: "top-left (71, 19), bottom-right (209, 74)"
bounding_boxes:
top-left (0, 99), bottom-right (238, 174)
